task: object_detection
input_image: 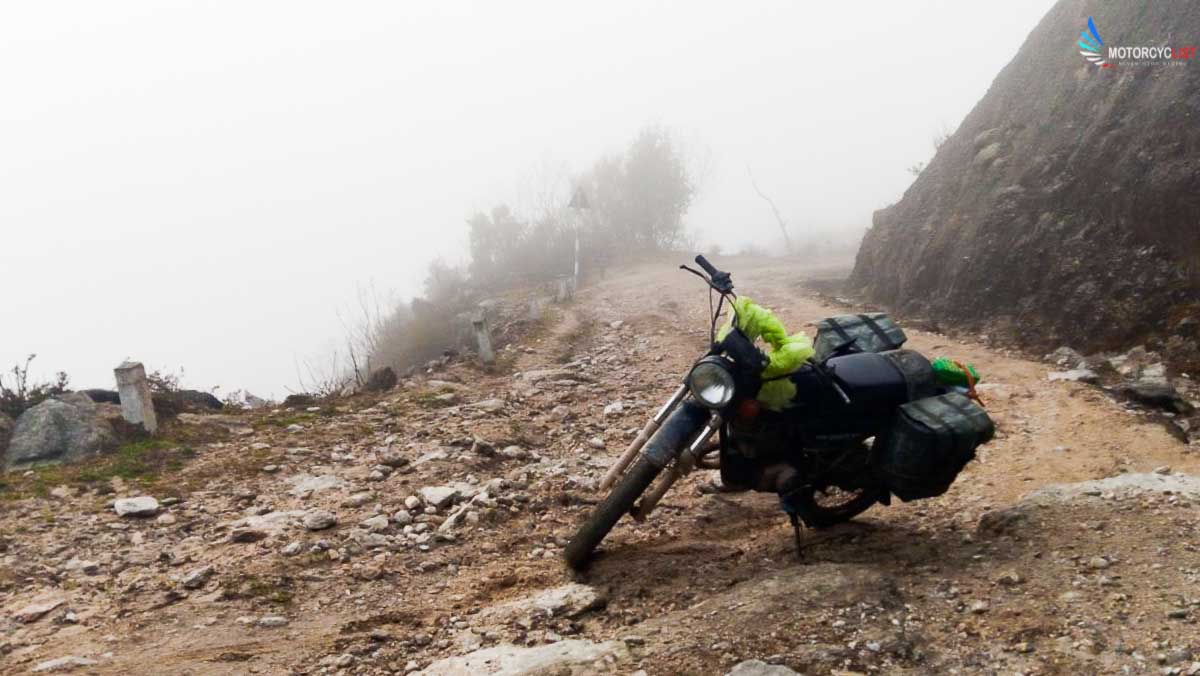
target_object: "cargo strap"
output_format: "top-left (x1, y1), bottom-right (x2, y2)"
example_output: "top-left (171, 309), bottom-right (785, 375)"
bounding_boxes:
top-left (857, 314), bottom-right (895, 348)
top-left (952, 359), bottom-right (984, 407)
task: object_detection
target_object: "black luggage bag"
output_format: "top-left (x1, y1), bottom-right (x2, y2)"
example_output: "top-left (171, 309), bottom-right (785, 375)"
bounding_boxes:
top-left (876, 392), bottom-right (994, 501)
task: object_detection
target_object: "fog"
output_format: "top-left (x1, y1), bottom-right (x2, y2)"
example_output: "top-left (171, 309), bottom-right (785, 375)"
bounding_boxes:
top-left (1, 1), bottom-right (1052, 398)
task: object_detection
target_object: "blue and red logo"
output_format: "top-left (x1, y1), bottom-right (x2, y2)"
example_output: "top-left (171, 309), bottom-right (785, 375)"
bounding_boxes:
top-left (1077, 16), bottom-right (1197, 69)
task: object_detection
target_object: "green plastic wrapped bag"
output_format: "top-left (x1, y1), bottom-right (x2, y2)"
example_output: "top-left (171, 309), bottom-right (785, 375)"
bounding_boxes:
top-left (717, 297), bottom-right (814, 410)
top-left (931, 358), bottom-right (981, 388)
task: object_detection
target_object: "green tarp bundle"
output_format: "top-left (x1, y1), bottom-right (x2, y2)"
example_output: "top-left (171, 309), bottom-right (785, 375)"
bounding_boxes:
top-left (717, 297), bottom-right (814, 410)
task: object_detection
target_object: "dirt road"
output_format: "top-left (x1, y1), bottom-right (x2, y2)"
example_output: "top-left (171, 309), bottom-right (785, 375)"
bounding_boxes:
top-left (3, 256), bottom-right (1198, 675)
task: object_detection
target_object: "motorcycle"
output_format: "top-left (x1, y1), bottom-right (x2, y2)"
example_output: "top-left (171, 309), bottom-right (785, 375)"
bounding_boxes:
top-left (564, 255), bottom-right (994, 569)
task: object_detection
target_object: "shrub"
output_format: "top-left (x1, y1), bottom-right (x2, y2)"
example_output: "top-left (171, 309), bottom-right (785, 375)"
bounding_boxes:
top-left (0, 355), bottom-right (69, 419)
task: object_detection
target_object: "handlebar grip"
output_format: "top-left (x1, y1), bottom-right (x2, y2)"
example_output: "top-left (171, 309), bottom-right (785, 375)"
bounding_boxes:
top-left (695, 255), bottom-right (720, 277)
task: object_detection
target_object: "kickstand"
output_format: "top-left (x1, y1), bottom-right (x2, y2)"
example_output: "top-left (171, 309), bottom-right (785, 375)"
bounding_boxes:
top-left (788, 512), bottom-right (805, 560)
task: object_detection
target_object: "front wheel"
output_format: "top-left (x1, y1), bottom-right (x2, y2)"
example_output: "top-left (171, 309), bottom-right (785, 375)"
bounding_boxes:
top-left (563, 456), bottom-right (663, 570)
top-left (791, 484), bottom-right (884, 528)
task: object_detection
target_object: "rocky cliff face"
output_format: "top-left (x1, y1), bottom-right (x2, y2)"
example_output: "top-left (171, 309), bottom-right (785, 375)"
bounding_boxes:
top-left (853, 0), bottom-right (1200, 363)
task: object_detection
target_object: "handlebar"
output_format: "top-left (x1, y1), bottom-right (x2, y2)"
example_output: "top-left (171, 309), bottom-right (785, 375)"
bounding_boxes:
top-left (695, 255), bottom-right (720, 277)
top-left (693, 254), bottom-right (734, 294)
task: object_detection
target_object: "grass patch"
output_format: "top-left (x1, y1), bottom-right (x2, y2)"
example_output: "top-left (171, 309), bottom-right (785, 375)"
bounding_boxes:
top-left (221, 573), bottom-right (295, 606)
top-left (1, 438), bottom-right (198, 499)
top-left (262, 413), bottom-right (317, 429)
top-left (414, 391), bottom-right (456, 408)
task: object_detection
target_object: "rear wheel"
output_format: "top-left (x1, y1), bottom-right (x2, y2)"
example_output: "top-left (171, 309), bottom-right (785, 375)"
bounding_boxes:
top-left (563, 456), bottom-right (663, 570)
top-left (791, 484), bottom-right (883, 528)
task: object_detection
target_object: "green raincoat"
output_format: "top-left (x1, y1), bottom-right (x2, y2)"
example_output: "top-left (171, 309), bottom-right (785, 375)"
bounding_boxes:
top-left (716, 297), bottom-right (814, 410)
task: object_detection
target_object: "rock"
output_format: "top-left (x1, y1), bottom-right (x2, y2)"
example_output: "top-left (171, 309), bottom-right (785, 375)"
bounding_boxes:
top-left (182, 565), bottom-right (214, 589)
top-left (419, 485), bottom-right (461, 510)
top-left (977, 507), bottom-right (1028, 535)
top-left (31, 656), bottom-right (99, 673)
top-left (281, 542), bottom-right (303, 556)
top-left (154, 389), bottom-right (224, 414)
top-left (65, 558), bottom-right (100, 575)
top-left (1123, 377), bottom-right (1191, 413)
top-left (472, 398), bottom-right (506, 413)
top-left (377, 449), bottom-right (409, 468)
top-left (14, 597), bottom-right (64, 623)
top-left (229, 527), bottom-right (270, 543)
top-left (973, 141), bottom-right (1002, 165)
top-left (114, 496), bottom-right (160, 517)
top-left (970, 600), bottom-right (990, 614)
top-left (361, 515), bottom-right (390, 532)
top-left (478, 583), bottom-right (606, 624)
top-left (242, 392), bottom-right (270, 408)
top-left (404, 495), bottom-right (422, 510)
top-left (258, 615), bottom-right (290, 628)
top-left (416, 639), bottom-right (626, 676)
top-left (283, 393), bottom-right (317, 408)
top-left (393, 509), bottom-right (413, 525)
top-left (549, 405), bottom-right (570, 421)
top-left (499, 445), bottom-right (528, 460)
top-left (343, 491), bottom-right (376, 507)
top-left (4, 394), bottom-right (116, 471)
top-left (1048, 368), bottom-right (1099, 383)
top-left (365, 367), bottom-right (398, 392)
top-left (521, 368), bottom-right (576, 383)
top-left (587, 437), bottom-right (605, 450)
top-left (727, 660), bottom-right (802, 676)
top-left (603, 401), bottom-right (624, 417)
top-left (287, 473), bottom-right (345, 497)
top-left (303, 510), bottom-right (338, 531)
top-left (995, 570), bottom-right (1024, 586)
top-left (1023, 473), bottom-right (1200, 504)
top-left (1045, 346), bottom-right (1086, 369)
top-left (1154, 465), bottom-right (1172, 475)
top-left (156, 512), bottom-right (177, 525)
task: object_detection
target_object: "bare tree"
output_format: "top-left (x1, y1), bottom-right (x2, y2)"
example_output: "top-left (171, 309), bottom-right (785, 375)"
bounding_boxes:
top-left (747, 166), bottom-right (793, 254)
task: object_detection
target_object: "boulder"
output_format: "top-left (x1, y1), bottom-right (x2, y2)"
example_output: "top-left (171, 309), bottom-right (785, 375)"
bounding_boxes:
top-left (287, 473), bottom-right (345, 497)
top-left (416, 639), bottom-right (626, 676)
top-left (114, 496), bottom-right (160, 517)
top-left (727, 660), bottom-right (801, 676)
top-left (32, 656), bottom-right (98, 672)
top-left (477, 583), bottom-right (606, 625)
top-left (5, 394), bottom-right (116, 471)
top-left (1122, 377), bottom-right (1192, 413)
top-left (418, 485), bottom-right (462, 510)
top-left (365, 367), bottom-right (398, 392)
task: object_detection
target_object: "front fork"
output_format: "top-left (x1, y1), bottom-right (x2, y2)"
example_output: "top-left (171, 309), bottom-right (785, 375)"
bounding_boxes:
top-left (599, 383), bottom-right (689, 491)
top-left (631, 413), bottom-right (722, 520)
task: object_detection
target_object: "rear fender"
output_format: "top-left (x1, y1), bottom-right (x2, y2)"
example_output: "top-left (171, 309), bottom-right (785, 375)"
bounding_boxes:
top-left (641, 401), bottom-right (712, 468)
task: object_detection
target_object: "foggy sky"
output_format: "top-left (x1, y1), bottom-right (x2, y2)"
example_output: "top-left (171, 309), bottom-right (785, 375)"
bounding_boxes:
top-left (1, 1), bottom-right (1053, 398)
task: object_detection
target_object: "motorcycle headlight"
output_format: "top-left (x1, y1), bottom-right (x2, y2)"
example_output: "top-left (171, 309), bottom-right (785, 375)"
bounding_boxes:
top-left (688, 358), bottom-right (735, 408)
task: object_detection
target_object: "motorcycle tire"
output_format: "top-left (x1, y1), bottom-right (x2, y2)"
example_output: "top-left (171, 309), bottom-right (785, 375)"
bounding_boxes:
top-left (792, 485), bottom-right (883, 529)
top-left (563, 456), bottom-right (663, 570)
